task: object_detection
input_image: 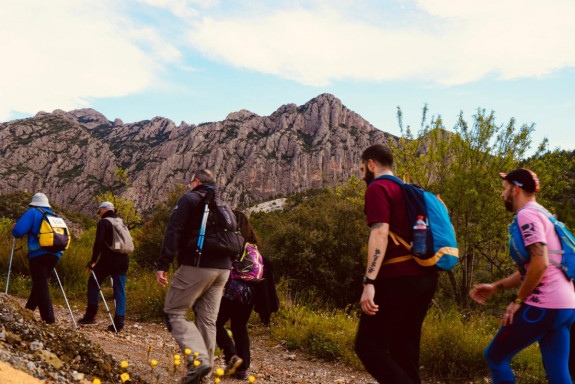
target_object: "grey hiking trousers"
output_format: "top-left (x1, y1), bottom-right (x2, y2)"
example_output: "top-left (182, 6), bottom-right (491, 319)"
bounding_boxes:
top-left (164, 265), bottom-right (230, 370)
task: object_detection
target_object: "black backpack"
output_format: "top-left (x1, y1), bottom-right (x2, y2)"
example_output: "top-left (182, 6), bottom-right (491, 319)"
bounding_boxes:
top-left (191, 188), bottom-right (244, 265)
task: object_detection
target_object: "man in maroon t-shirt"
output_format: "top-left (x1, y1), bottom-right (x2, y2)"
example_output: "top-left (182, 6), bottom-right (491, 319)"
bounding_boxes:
top-left (355, 144), bottom-right (438, 384)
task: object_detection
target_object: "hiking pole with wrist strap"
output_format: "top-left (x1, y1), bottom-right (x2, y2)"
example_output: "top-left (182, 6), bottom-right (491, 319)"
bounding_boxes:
top-left (91, 270), bottom-right (118, 333)
top-left (53, 269), bottom-right (77, 328)
top-left (5, 237), bottom-right (15, 294)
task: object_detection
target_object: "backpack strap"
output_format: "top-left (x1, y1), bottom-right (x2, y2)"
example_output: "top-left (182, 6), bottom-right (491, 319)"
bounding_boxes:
top-left (372, 174), bottom-right (404, 185)
top-left (517, 205), bottom-right (566, 269)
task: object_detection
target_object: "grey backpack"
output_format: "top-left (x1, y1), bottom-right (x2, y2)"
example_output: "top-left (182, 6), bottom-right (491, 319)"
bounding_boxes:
top-left (104, 217), bottom-right (134, 254)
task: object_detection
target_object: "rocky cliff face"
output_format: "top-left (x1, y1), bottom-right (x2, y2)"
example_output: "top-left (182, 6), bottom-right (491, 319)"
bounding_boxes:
top-left (0, 94), bottom-right (395, 216)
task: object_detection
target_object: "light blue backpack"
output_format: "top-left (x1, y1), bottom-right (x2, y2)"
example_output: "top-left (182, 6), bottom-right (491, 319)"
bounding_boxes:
top-left (374, 175), bottom-right (459, 271)
top-left (508, 205), bottom-right (575, 280)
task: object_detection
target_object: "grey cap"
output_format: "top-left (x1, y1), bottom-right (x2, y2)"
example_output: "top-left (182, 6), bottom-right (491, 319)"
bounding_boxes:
top-left (98, 201), bottom-right (114, 210)
top-left (29, 193), bottom-right (51, 208)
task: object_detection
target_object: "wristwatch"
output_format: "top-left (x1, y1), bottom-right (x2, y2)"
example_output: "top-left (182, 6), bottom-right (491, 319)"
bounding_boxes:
top-left (362, 276), bottom-right (376, 285)
top-left (511, 294), bottom-right (524, 304)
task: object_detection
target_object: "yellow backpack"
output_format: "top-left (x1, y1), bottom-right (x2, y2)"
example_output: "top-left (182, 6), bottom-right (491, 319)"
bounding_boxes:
top-left (36, 208), bottom-right (71, 253)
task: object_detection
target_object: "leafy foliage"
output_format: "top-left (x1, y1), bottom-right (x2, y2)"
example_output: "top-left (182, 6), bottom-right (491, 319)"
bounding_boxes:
top-left (96, 168), bottom-right (142, 228)
top-left (252, 179), bottom-right (368, 309)
top-left (392, 106), bottom-right (545, 306)
top-left (131, 185), bottom-right (185, 269)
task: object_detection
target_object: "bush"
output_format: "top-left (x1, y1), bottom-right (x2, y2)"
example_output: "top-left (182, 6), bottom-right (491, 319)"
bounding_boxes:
top-left (252, 180), bottom-right (368, 309)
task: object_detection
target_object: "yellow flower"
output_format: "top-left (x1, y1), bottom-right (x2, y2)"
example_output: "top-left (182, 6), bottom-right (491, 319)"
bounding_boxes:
top-left (184, 348), bottom-right (192, 355)
top-left (215, 368), bottom-right (224, 376)
top-left (120, 361), bottom-right (129, 368)
top-left (214, 378), bottom-right (221, 384)
top-left (150, 360), bottom-right (158, 367)
top-left (121, 372), bottom-right (130, 383)
top-left (248, 376), bottom-right (256, 383)
top-left (173, 360), bottom-right (181, 366)
top-left (193, 360), bottom-right (200, 367)
top-left (92, 379), bottom-right (101, 384)
top-left (147, 346), bottom-right (152, 352)
top-left (174, 354), bottom-right (181, 360)
top-left (194, 352), bottom-right (199, 357)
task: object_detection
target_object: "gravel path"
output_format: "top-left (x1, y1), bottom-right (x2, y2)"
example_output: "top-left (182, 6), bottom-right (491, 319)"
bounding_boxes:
top-left (30, 299), bottom-right (377, 384)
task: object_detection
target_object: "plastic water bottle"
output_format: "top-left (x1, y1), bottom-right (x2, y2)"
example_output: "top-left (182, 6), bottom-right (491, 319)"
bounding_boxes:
top-left (412, 216), bottom-right (427, 257)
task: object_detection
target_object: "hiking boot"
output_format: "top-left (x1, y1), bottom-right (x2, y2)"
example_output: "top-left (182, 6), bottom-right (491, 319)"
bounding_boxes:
top-left (78, 305), bottom-right (98, 324)
top-left (224, 355), bottom-right (243, 376)
top-left (234, 370), bottom-right (249, 380)
top-left (181, 364), bottom-right (210, 384)
top-left (107, 315), bottom-right (124, 332)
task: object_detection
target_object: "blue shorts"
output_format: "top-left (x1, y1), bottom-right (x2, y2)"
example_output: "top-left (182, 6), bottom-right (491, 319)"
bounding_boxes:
top-left (485, 304), bottom-right (575, 384)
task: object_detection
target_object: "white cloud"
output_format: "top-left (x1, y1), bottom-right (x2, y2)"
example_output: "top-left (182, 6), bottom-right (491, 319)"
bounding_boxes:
top-left (0, 0), bottom-right (179, 120)
top-left (187, 0), bottom-right (575, 86)
top-left (135, 0), bottom-right (218, 18)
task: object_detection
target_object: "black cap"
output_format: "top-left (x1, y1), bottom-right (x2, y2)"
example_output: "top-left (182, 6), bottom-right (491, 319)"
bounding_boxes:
top-left (499, 168), bottom-right (540, 194)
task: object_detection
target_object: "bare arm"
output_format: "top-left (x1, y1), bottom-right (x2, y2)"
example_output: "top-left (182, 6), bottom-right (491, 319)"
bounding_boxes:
top-left (516, 242), bottom-right (548, 300)
top-left (360, 222), bottom-right (388, 315)
top-left (470, 242), bottom-right (548, 326)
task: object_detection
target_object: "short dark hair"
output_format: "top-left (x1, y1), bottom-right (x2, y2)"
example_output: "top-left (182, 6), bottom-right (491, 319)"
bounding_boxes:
top-left (192, 169), bottom-right (216, 186)
top-left (361, 144), bottom-right (393, 168)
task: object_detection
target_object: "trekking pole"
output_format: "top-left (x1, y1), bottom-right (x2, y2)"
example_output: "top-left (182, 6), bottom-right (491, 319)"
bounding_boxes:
top-left (91, 270), bottom-right (118, 333)
top-left (53, 269), bottom-right (77, 328)
top-left (195, 188), bottom-right (213, 267)
top-left (5, 237), bottom-right (15, 294)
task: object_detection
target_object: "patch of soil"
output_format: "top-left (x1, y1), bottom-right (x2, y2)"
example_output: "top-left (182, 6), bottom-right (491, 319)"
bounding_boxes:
top-left (20, 297), bottom-right (378, 383)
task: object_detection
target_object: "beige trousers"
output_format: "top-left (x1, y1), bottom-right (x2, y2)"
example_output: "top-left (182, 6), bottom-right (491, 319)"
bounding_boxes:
top-left (164, 265), bottom-right (230, 370)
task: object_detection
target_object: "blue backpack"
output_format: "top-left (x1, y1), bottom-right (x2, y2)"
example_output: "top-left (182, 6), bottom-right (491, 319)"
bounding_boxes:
top-left (374, 175), bottom-right (459, 271)
top-left (508, 205), bottom-right (575, 280)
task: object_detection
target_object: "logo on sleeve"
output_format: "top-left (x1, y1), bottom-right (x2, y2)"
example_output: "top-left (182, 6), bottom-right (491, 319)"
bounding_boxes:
top-left (521, 223), bottom-right (536, 239)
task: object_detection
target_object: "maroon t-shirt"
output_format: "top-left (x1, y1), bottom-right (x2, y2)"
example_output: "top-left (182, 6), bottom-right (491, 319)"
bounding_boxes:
top-left (364, 177), bottom-right (435, 279)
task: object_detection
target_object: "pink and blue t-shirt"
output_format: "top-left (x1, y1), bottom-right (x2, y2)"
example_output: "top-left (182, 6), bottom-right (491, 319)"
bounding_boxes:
top-left (517, 202), bottom-right (575, 309)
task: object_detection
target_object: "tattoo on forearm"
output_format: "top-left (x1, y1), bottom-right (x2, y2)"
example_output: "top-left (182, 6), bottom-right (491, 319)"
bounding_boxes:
top-left (368, 249), bottom-right (381, 273)
top-left (371, 222), bottom-right (384, 229)
top-left (527, 243), bottom-right (545, 258)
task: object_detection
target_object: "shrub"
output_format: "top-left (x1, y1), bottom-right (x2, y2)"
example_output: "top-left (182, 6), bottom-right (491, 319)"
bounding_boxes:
top-left (252, 180), bottom-right (368, 309)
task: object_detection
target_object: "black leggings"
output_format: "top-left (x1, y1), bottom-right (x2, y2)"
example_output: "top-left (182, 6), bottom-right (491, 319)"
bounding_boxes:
top-left (215, 297), bottom-right (254, 371)
top-left (25, 254), bottom-right (59, 323)
top-left (355, 274), bottom-right (438, 384)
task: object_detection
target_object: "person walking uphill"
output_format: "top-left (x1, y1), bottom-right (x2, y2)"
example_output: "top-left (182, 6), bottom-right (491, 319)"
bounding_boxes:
top-left (470, 169), bottom-right (575, 384)
top-left (11, 193), bottom-right (67, 324)
top-left (156, 169), bottom-right (243, 384)
top-left (355, 144), bottom-right (439, 384)
top-left (79, 201), bottom-right (131, 332)
top-left (215, 210), bottom-right (262, 380)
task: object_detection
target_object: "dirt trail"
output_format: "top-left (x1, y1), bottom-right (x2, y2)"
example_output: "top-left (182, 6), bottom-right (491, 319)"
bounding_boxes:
top-left (21, 298), bottom-right (377, 384)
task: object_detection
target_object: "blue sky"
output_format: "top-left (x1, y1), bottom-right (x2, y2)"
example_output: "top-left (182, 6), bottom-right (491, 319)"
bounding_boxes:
top-left (2, 0), bottom-right (574, 152)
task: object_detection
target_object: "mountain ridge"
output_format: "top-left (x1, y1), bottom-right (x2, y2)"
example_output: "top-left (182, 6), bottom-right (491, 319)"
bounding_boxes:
top-left (0, 94), bottom-right (395, 216)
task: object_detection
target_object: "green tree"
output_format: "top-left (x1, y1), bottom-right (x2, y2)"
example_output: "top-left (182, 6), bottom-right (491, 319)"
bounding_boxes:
top-left (252, 180), bottom-right (368, 309)
top-left (525, 149), bottom-right (575, 230)
top-left (392, 106), bottom-right (544, 306)
top-left (97, 168), bottom-right (141, 228)
top-left (131, 185), bottom-right (185, 269)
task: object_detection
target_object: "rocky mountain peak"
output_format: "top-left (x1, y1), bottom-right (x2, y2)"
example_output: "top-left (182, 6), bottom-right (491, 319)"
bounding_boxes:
top-left (66, 108), bottom-right (112, 129)
top-left (0, 95), bottom-right (395, 216)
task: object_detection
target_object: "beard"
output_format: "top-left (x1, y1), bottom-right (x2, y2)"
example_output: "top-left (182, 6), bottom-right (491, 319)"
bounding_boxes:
top-left (504, 196), bottom-right (514, 212)
top-left (364, 168), bottom-right (375, 185)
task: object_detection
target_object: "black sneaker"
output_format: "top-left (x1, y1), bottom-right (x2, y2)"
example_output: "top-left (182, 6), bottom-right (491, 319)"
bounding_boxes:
top-left (224, 355), bottom-right (243, 376)
top-left (181, 365), bottom-right (210, 384)
top-left (78, 315), bottom-right (97, 325)
top-left (234, 370), bottom-right (249, 380)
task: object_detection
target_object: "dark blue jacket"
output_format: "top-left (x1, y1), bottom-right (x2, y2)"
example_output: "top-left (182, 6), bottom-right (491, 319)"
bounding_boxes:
top-left (157, 184), bottom-right (233, 271)
top-left (12, 207), bottom-right (63, 259)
